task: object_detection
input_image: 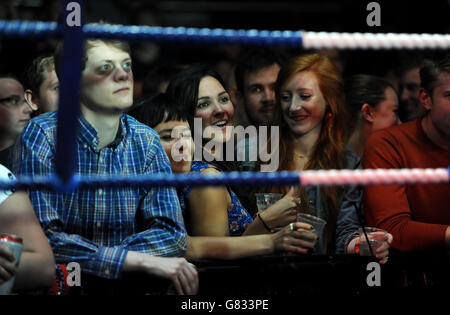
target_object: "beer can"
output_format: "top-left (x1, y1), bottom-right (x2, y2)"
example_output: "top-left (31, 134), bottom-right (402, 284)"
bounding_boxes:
top-left (0, 233), bottom-right (23, 295)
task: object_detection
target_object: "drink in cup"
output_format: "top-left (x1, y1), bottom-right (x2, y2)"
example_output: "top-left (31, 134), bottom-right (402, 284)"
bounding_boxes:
top-left (255, 193), bottom-right (283, 213)
top-left (0, 234), bottom-right (23, 295)
top-left (357, 227), bottom-right (387, 256)
top-left (296, 213), bottom-right (327, 239)
top-left (296, 213), bottom-right (327, 253)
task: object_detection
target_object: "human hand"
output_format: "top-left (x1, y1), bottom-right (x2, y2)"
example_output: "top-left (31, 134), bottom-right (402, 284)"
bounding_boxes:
top-left (141, 255), bottom-right (198, 295)
top-left (371, 231), bottom-right (393, 264)
top-left (353, 228), bottom-right (393, 264)
top-left (270, 222), bottom-right (318, 254)
top-left (261, 188), bottom-right (298, 228)
top-left (0, 244), bottom-right (18, 284)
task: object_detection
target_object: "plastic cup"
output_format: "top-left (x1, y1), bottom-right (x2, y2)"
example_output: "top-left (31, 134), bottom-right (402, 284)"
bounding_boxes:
top-left (0, 234), bottom-right (23, 295)
top-left (357, 227), bottom-right (387, 256)
top-left (255, 193), bottom-right (283, 213)
top-left (296, 213), bottom-right (327, 241)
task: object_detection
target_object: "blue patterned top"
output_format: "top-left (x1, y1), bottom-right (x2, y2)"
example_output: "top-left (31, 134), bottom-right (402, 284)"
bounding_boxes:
top-left (180, 161), bottom-right (253, 236)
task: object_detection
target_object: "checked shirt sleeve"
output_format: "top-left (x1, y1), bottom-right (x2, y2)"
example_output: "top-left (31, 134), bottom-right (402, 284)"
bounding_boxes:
top-left (12, 121), bottom-right (128, 280)
top-left (120, 137), bottom-right (188, 257)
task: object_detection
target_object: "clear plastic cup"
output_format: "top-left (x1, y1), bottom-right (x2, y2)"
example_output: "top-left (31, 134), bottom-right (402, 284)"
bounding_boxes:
top-left (0, 234), bottom-right (23, 295)
top-left (255, 193), bottom-right (283, 213)
top-left (296, 213), bottom-right (327, 241)
top-left (357, 227), bottom-right (387, 256)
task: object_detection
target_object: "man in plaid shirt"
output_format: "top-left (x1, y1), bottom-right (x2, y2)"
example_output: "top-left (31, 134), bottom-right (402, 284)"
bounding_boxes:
top-left (12, 38), bottom-right (198, 295)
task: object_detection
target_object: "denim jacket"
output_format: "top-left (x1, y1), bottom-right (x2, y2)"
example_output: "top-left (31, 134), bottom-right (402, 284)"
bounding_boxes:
top-left (306, 149), bottom-right (363, 254)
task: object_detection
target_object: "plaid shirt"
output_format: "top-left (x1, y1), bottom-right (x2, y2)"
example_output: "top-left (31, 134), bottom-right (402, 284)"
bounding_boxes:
top-left (12, 112), bottom-right (187, 280)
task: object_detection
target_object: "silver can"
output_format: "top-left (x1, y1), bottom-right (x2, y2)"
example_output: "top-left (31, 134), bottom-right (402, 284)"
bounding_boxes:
top-left (0, 234), bottom-right (23, 295)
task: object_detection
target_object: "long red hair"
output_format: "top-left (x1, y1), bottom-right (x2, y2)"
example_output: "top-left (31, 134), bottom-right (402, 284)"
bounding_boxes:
top-left (271, 53), bottom-right (349, 252)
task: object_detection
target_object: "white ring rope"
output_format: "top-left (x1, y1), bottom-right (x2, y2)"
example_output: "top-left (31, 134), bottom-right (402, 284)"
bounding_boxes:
top-left (301, 31), bottom-right (450, 49)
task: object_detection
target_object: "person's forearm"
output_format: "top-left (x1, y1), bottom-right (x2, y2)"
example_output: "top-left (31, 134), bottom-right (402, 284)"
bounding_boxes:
top-left (13, 252), bottom-right (55, 290)
top-left (122, 251), bottom-right (145, 273)
top-left (185, 235), bottom-right (273, 260)
top-left (243, 214), bottom-right (272, 235)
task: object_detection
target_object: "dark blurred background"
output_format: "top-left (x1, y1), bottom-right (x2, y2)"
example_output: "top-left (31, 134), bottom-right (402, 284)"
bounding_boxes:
top-left (0, 0), bottom-right (449, 100)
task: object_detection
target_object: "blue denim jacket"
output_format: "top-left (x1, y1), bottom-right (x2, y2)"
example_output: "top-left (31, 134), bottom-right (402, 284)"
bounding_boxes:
top-left (306, 149), bottom-right (363, 254)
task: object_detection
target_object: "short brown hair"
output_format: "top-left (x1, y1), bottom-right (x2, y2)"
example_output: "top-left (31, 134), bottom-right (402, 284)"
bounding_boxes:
top-left (24, 55), bottom-right (55, 96)
top-left (54, 38), bottom-right (131, 79)
top-left (420, 54), bottom-right (450, 97)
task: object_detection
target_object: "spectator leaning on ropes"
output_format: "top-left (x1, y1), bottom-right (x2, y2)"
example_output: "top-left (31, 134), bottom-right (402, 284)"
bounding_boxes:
top-left (12, 37), bottom-right (198, 295)
top-left (128, 93), bottom-right (318, 259)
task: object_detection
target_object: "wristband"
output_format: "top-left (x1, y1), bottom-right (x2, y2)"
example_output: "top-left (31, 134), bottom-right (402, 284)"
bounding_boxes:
top-left (257, 213), bottom-right (274, 233)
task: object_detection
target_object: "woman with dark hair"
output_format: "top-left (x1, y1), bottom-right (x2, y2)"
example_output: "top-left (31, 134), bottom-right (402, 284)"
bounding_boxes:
top-left (345, 74), bottom-right (401, 157)
top-left (165, 65), bottom-right (305, 238)
top-left (271, 54), bottom-right (393, 258)
top-left (128, 93), bottom-right (194, 174)
top-left (129, 93), bottom-right (318, 259)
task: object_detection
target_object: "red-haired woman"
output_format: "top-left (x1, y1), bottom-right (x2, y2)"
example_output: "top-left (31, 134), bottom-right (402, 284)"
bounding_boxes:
top-left (267, 54), bottom-right (392, 260)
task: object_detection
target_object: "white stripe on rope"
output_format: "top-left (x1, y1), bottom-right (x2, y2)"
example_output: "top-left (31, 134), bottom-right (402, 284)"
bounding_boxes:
top-left (300, 168), bottom-right (449, 186)
top-left (301, 31), bottom-right (450, 49)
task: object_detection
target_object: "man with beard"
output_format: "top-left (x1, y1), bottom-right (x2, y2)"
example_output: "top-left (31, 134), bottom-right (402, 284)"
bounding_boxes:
top-left (233, 49), bottom-right (284, 172)
top-left (232, 49), bottom-right (284, 214)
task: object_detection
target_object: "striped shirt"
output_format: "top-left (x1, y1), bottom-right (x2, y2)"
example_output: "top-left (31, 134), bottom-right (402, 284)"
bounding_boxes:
top-left (12, 112), bottom-right (187, 280)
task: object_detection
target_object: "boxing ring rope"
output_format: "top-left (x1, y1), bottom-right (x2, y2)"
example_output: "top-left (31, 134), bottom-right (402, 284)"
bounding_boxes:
top-left (1, 20), bottom-right (450, 49)
top-left (0, 169), bottom-right (448, 193)
top-left (0, 0), bottom-right (449, 191)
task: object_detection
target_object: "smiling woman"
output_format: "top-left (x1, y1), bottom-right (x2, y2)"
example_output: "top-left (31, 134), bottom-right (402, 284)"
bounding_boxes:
top-left (267, 54), bottom-right (393, 259)
top-left (166, 65), bottom-right (254, 236)
top-left (129, 91), bottom-right (320, 259)
top-left (166, 64), bottom-right (305, 239)
top-left (195, 76), bottom-right (234, 144)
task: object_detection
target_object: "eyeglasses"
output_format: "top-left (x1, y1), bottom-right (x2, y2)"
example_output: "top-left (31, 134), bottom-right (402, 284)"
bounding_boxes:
top-left (0, 95), bottom-right (27, 108)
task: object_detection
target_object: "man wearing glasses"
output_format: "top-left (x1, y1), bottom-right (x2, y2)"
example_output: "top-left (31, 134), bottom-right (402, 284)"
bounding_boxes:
top-left (0, 75), bottom-right (37, 169)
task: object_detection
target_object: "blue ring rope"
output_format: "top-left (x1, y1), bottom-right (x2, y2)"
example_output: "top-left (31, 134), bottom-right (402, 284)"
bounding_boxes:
top-left (1, 168), bottom-right (449, 193)
top-left (0, 20), bottom-right (303, 47)
top-left (0, 172), bottom-right (301, 193)
top-left (0, 3), bottom-right (448, 191)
